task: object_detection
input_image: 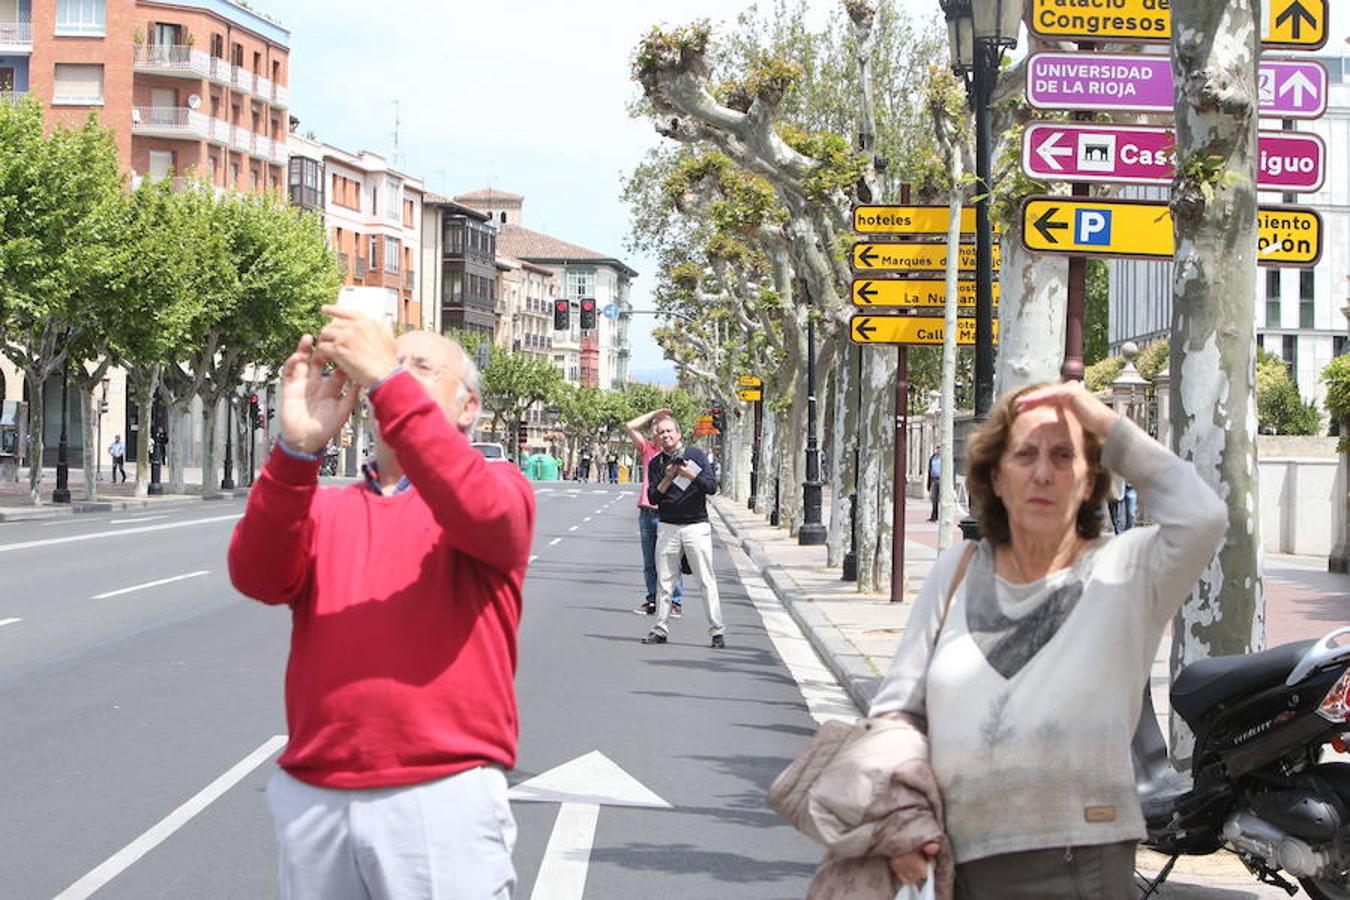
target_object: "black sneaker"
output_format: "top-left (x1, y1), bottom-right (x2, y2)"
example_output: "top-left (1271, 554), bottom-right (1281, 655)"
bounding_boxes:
top-left (641, 630), bottom-right (667, 645)
top-left (670, 605), bottom-right (683, 618)
top-left (710, 634), bottom-right (726, 649)
top-left (633, 601), bottom-right (656, 615)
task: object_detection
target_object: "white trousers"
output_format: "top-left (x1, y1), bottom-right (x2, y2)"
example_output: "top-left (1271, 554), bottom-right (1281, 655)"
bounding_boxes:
top-left (653, 520), bottom-right (723, 636)
top-left (266, 765), bottom-right (516, 900)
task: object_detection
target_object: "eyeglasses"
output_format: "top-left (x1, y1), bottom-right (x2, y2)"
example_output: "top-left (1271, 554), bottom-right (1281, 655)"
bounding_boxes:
top-left (397, 354), bottom-right (451, 380)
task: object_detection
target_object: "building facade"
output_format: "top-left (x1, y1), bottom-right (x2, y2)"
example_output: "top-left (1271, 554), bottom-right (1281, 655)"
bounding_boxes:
top-left (286, 133), bottom-right (424, 330)
top-left (419, 195), bottom-right (497, 341)
top-left (455, 190), bottom-right (635, 389)
top-left (1109, 52), bottom-right (1350, 418)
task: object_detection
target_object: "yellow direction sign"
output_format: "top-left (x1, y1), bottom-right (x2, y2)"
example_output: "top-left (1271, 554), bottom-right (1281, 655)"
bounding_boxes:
top-left (1028, 0), bottom-right (1326, 49)
top-left (736, 375), bottom-right (762, 388)
top-left (1020, 197), bottom-right (1322, 267)
top-left (853, 205), bottom-right (992, 236)
top-left (852, 242), bottom-right (1001, 274)
top-left (736, 388), bottom-right (763, 402)
top-left (849, 315), bottom-right (998, 347)
top-left (851, 279), bottom-right (1000, 308)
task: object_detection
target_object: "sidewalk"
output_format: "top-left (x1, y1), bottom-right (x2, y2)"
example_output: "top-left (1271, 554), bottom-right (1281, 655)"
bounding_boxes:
top-left (710, 492), bottom-right (1350, 899)
top-left (0, 465), bottom-right (248, 521)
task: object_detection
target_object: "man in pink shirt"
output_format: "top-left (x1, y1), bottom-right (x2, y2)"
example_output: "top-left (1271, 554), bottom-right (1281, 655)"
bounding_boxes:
top-left (627, 407), bottom-right (683, 616)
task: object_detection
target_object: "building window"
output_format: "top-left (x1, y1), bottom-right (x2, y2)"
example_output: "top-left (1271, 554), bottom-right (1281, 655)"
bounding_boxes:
top-left (1334, 335), bottom-right (1347, 358)
top-left (288, 157), bottom-right (322, 210)
top-left (1282, 334), bottom-right (1298, 379)
top-left (153, 22), bottom-right (181, 46)
top-left (384, 237), bottom-right (400, 273)
top-left (1298, 269), bottom-right (1314, 329)
top-left (369, 235), bottom-right (381, 271)
top-left (52, 63), bottom-right (103, 105)
top-left (1264, 269), bottom-right (1281, 328)
top-left (567, 269), bottom-right (595, 299)
top-left (147, 150), bottom-right (174, 182)
top-left (229, 161), bottom-right (239, 186)
top-left (56, 0), bottom-right (106, 35)
top-left (385, 177), bottom-right (402, 220)
top-left (444, 220), bottom-right (464, 254)
top-left (403, 198), bottom-right (415, 228)
top-left (442, 269), bottom-right (463, 305)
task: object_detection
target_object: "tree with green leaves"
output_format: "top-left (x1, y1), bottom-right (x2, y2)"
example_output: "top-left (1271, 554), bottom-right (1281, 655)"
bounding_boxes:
top-left (1255, 349), bottom-right (1319, 436)
top-left (0, 99), bottom-right (125, 503)
top-left (479, 345), bottom-right (564, 464)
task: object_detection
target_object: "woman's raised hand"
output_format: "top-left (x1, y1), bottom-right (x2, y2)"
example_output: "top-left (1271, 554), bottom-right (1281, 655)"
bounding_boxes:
top-left (1016, 380), bottom-right (1120, 439)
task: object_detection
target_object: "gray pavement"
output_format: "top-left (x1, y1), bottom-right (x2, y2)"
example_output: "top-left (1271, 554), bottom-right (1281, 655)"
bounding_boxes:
top-left (708, 492), bottom-right (1350, 899)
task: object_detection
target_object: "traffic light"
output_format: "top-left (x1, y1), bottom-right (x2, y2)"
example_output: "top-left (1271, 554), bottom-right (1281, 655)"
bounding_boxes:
top-left (248, 394), bottom-right (261, 430)
top-left (97, 400), bottom-right (108, 415)
top-left (579, 297), bottom-right (597, 330)
top-left (553, 299), bottom-right (570, 330)
top-left (710, 405), bottom-right (724, 432)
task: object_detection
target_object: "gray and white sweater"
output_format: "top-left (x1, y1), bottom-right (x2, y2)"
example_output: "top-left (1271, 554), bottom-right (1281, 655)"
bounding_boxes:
top-left (869, 417), bottom-right (1227, 863)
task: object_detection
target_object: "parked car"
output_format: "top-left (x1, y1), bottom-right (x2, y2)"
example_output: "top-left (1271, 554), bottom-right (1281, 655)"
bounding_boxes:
top-left (471, 442), bottom-right (509, 463)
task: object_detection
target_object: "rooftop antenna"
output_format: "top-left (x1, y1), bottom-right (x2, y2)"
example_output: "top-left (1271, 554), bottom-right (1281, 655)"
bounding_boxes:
top-left (392, 100), bottom-right (401, 169)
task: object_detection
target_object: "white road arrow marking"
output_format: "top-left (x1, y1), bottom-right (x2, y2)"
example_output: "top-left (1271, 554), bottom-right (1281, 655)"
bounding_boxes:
top-left (1279, 70), bottom-right (1317, 106)
top-left (1036, 130), bottom-right (1072, 171)
top-left (0, 617), bottom-right (21, 629)
top-left (510, 750), bottom-right (670, 900)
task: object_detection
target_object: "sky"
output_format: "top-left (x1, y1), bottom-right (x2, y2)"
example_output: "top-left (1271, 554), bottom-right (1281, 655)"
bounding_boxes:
top-left (263, 0), bottom-right (940, 383)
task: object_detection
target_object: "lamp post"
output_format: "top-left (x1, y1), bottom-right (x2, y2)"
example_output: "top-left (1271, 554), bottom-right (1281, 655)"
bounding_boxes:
top-left (943, 0), bottom-right (1021, 540)
top-left (221, 393), bottom-right (235, 490)
top-left (798, 279), bottom-right (827, 546)
top-left (52, 358), bottom-right (71, 504)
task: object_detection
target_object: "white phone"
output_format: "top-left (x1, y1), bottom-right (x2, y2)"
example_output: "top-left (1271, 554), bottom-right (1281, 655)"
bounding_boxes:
top-left (335, 286), bottom-right (392, 327)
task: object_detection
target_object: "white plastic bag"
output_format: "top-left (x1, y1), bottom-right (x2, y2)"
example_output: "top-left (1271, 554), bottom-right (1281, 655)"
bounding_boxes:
top-left (894, 863), bottom-right (935, 900)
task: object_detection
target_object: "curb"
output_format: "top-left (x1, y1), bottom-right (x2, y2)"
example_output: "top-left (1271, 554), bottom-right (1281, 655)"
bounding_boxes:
top-left (711, 497), bottom-right (879, 713)
top-left (0, 486), bottom-right (250, 521)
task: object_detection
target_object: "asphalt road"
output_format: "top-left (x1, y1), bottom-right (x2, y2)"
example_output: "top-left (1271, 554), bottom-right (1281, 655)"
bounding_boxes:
top-left (0, 482), bottom-right (830, 899)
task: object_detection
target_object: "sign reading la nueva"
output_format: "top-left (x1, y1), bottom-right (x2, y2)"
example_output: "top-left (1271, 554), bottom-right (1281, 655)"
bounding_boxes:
top-left (1027, 52), bottom-right (1327, 118)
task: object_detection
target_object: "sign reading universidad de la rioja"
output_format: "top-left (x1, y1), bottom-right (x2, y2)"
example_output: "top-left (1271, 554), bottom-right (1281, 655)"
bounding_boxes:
top-left (1029, 0), bottom-right (1327, 49)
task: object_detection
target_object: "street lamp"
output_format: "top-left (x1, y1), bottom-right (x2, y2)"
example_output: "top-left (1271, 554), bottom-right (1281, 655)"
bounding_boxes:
top-left (798, 279), bottom-right (827, 546)
top-left (52, 357), bottom-right (71, 504)
top-left (944, 0), bottom-right (1021, 540)
top-left (221, 392), bottom-right (236, 490)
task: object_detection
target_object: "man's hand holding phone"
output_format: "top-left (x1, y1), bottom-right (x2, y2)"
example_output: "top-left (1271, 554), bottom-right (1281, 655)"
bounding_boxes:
top-left (316, 302), bottom-right (398, 388)
top-left (280, 334), bottom-right (359, 455)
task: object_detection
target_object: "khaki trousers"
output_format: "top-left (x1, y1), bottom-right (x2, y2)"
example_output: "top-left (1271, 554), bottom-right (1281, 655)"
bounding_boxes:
top-left (653, 520), bottom-right (724, 637)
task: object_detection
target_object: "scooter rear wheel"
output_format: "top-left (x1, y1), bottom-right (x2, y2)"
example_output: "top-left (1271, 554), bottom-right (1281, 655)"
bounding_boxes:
top-left (1302, 871), bottom-right (1350, 900)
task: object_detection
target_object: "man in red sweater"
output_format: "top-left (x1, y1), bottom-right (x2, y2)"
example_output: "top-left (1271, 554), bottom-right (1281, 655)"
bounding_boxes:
top-left (229, 308), bottom-right (535, 900)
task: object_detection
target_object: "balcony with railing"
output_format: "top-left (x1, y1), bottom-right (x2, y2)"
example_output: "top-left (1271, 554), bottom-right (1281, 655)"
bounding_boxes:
top-left (132, 106), bottom-right (212, 140)
top-left (0, 19), bottom-right (32, 52)
top-left (1, 91), bottom-right (27, 105)
top-left (133, 44), bottom-right (211, 77)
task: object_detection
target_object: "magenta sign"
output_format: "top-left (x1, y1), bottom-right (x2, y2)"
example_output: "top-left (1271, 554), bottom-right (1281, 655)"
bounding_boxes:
top-left (1022, 123), bottom-right (1325, 193)
top-left (1028, 53), bottom-right (1328, 119)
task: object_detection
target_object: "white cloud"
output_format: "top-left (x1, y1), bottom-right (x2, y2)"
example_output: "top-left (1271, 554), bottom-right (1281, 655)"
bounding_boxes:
top-left (265, 0), bottom-right (938, 381)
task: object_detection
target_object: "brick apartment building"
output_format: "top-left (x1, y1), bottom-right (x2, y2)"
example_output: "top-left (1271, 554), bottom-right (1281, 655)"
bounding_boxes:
top-left (286, 133), bottom-right (424, 331)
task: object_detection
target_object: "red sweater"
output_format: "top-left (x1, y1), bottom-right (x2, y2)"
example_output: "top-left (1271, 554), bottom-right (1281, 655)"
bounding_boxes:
top-left (228, 371), bottom-right (535, 789)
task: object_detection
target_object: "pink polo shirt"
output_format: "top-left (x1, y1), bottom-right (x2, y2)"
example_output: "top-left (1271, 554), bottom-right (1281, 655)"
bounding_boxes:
top-left (637, 439), bottom-right (661, 510)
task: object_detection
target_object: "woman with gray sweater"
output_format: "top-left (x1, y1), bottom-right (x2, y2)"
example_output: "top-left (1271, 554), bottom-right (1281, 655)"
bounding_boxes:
top-left (873, 381), bottom-right (1227, 899)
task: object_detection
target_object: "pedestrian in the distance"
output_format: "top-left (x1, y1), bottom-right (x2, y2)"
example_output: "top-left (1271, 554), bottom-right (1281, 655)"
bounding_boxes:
top-left (108, 434), bottom-right (127, 483)
top-left (578, 446), bottom-right (592, 482)
top-left (927, 446), bottom-right (942, 522)
top-left (640, 414), bottom-right (724, 648)
top-left (874, 381), bottom-right (1225, 899)
top-left (607, 453), bottom-right (619, 484)
top-left (626, 407), bottom-right (683, 618)
top-left (152, 425), bottom-right (169, 465)
top-left (228, 309), bottom-right (535, 899)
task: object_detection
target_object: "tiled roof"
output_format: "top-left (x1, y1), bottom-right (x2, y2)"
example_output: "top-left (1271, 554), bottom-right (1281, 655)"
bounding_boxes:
top-left (497, 225), bottom-right (637, 277)
top-left (455, 188), bottom-right (524, 203)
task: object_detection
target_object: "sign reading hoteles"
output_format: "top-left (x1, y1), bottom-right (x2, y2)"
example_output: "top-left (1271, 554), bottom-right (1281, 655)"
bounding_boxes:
top-left (849, 315), bottom-right (997, 347)
top-left (1028, 0), bottom-right (1327, 50)
top-left (1021, 197), bottom-right (1323, 267)
top-left (1023, 123), bottom-right (1326, 193)
top-left (1027, 52), bottom-right (1328, 119)
top-left (852, 205), bottom-right (997, 236)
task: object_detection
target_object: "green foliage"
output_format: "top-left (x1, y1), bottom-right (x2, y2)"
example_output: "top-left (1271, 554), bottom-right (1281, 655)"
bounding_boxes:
top-left (776, 123), bottom-right (870, 202)
top-left (632, 21), bottom-right (713, 82)
top-left (1084, 261), bottom-right (1109, 366)
top-left (1257, 349), bottom-right (1320, 435)
top-left (1084, 356), bottom-right (1124, 393)
top-left (1322, 354), bottom-right (1350, 451)
top-left (1136, 340), bottom-right (1170, 380)
top-left (1178, 150), bottom-right (1239, 205)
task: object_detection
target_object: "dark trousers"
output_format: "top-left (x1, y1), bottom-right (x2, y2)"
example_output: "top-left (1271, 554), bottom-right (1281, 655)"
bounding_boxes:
top-left (928, 480), bottom-right (939, 521)
top-left (111, 456), bottom-right (126, 483)
top-left (955, 840), bottom-right (1136, 900)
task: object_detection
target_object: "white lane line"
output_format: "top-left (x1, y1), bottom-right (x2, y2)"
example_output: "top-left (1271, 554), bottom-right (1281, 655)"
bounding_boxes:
top-left (549, 538), bottom-right (562, 546)
top-left (92, 570), bottom-right (210, 600)
top-left (109, 515), bottom-right (170, 525)
top-left (529, 555), bottom-right (539, 563)
top-left (54, 734), bottom-right (287, 900)
top-left (568, 525), bottom-right (578, 532)
top-left (0, 514), bottom-right (241, 554)
top-left (591, 490), bottom-right (609, 495)
top-left (0, 617), bottom-right (21, 628)
top-left (594, 509), bottom-right (605, 514)
top-left (583, 517), bottom-right (592, 523)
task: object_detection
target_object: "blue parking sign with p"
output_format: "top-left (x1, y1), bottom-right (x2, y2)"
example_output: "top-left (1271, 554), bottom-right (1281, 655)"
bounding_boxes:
top-left (1075, 208), bottom-right (1112, 246)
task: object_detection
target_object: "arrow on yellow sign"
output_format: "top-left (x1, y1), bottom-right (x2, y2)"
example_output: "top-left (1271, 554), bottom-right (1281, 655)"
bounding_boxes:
top-left (850, 315), bottom-right (998, 347)
top-left (851, 279), bottom-right (999, 308)
top-left (852, 242), bottom-right (1001, 274)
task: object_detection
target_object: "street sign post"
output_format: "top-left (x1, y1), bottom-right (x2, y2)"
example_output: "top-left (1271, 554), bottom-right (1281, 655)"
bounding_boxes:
top-left (851, 278), bottom-right (1000, 308)
top-left (1022, 123), bottom-right (1325, 193)
top-left (852, 205), bottom-right (984, 236)
top-left (851, 241), bottom-right (1001, 273)
top-left (1027, 53), bottom-right (1327, 119)
top-left (849, 315), bottom-right (996, 346)
top-left (1021, 197), bottom-right (1323, 267)
top-left (1027, 0), bottom-right (1327, 49)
